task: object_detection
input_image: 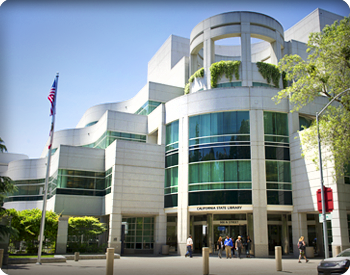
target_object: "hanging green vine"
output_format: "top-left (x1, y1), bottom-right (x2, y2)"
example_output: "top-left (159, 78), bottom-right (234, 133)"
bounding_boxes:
top-left (256, 62), bottom-right (282, 88)
top-left (184, 67), bottom-right (204, 94)
top-left (210, 60), bottom-right (241, 88)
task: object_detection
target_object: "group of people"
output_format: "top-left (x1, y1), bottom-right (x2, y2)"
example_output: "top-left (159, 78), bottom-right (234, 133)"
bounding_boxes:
top-left (217, 235), bottom-right (252, 259)
top-left (186, 234), bottom-right (310, 263)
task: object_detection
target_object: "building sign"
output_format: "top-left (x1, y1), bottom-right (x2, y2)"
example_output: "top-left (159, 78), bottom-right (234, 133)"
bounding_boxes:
top-left (189, 205), bottom-right (252, 212)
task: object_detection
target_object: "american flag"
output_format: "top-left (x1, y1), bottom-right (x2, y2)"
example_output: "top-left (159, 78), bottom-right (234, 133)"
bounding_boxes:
top-left (48, 78), bottom-right (57, 116)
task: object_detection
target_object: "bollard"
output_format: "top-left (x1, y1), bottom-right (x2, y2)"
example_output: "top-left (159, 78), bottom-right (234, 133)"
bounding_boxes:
top-left (202, 247), bottom-right (209, 275)
top-left (106, 248), bottom-right (115, 275)
top-left (0, 249), bottom-right (3, 268)
top-left (275, 246), bottom-right (282, 271)
top-left (74, 252), bottom-right (79, 261)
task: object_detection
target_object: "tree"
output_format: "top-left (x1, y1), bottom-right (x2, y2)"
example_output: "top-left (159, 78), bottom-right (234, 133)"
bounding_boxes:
top-left (274, 16), bottom-right (350, 176)
top-left (68, 216), bottom-right (107, 253)
top-left (0, 138), bottom-right (18, 241)
top-left (9, 208), bottom-right (59, 253)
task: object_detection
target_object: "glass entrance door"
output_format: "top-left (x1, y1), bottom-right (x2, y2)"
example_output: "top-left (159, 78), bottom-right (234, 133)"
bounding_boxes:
top-left (213, 225), bottom-right (247, 245)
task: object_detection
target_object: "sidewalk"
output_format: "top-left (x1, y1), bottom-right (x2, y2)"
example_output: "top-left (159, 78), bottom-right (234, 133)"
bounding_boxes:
top-left (2, 255), bottom-right (318, 275)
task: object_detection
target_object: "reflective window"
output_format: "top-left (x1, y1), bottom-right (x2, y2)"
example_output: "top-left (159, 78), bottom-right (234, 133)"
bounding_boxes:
top-left (165, 120), bottom-right (179, 207)
top-left (299, 116), bottom-right (313, 131)
top-left (122, 217), bottom-right (154, 250)
top-left (264, 112), bottom-right (292, 205)
top-left (188, 112), bottom-right (251, 204)
top-left (135, 101), bottom-right (162, 116)
top-left (189, 190), bottom-right (252, 205)
top-left (83, 131), bottom-right (146, 149)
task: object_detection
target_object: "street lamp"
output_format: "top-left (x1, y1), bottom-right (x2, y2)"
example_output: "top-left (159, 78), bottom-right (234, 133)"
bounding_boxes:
top-left (316, 88), bottom-right (350, 259)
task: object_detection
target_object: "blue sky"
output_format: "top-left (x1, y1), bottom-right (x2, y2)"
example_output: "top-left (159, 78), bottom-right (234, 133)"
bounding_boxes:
top-left (0, 0), bottom-right (349, 159)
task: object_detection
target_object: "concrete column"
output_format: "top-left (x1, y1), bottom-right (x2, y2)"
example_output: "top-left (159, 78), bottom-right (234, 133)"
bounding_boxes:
top-left (203, 27), bottom-right (214, 90)
top-left (158, 104), bottom-right (166, 145)
top-left (250, 109), bottom-right (269, 257)
top-left (331, 206), bottom-right (350, 252)
top-left (154, 213), bottom-right (167, 255)
top-left (55, 216), bottom-right (69, 254)
top-left (108, 213), bottom-right (122, 254)
top-left (177, 116), bottom-right (189, 255)
top-left (241, 22), bottom-right (252, 87)
top-left (292, 212), bottom-right (308, 257)
top-left (190, 54), bottom-right (199, 77)
top-left (282, 214), bottom-right (289, 254)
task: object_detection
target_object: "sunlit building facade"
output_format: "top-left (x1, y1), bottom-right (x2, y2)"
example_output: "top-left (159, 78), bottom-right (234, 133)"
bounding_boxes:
top-left (1, 9), bottom-right (349, 257)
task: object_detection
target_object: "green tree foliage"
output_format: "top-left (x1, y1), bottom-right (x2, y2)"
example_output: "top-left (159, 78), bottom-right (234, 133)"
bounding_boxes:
top-left (274, 16), bottom-right (350, 176)
top-left (0, 138), bottom-right (18, 241)
top-left (68, 216), bottom-right (106, 242)
top-left (9, 208), bottom-right (59, 253)
top-left (68, 216), bottom-right (107, 253)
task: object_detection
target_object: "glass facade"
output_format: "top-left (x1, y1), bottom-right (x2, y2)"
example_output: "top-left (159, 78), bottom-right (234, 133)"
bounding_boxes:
top-left (7, 168), bottom-right (113, 201)
top-left (135, 101), bottom-right (162, 116)
top-left (188, 111), bottom-right (251, 205)
top-left (165, 120), bottom-right (179, 208)
top-left (122, 217), bottom-right (154, 250)
top-left (264, 112), bottom-right (292, 205)
top-left (299, 116), bottom-right (313, 131)
top-left (56, 168), bottom-right (112, 196)
top-left (83, 131), bottom-right (146, 149)
top-left (252, 82), bottom-right (275, 88)
top-left (217, 82), bottom-right (242, 88)
top-left (85, 121), bottom-right (98, 127)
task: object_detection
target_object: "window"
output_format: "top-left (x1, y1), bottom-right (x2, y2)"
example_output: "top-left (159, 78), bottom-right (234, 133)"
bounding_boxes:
top-left (165, 120), bottom-right (179, 208)
top-left (188, 112), bottom-right (251, 204)
top-left (264, 112), bottom-right (292, 205)
top-left (122, 217), bottom-right (154, 250)
top-left (299, 116), bottom-right (313, 131)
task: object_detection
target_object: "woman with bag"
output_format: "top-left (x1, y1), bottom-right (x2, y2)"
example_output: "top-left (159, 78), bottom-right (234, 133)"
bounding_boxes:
top-left (298, 236), bottom-right (309, 263)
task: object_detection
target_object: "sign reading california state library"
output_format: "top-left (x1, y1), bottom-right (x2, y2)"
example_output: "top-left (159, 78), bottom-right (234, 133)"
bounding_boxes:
top-left (189, 205), bottom-right (253, 212)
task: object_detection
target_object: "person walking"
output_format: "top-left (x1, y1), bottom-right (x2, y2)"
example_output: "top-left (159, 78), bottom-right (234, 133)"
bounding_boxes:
top-left (235, 236), bottom-right (243, 259)
top-left (217, 236), bottom-right (223, 259)
top-left (245, 235), bottom-right (252, 258)
top-left (185, 235), bottom-right (193, 258)
top-left (298, 236), bottom-right (309, 263)
top-left (224, 236), bottom-right (233, 259)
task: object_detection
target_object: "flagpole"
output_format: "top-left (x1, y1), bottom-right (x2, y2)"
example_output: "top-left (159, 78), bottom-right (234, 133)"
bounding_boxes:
top-left (37, 72), bottom-right (59, 265)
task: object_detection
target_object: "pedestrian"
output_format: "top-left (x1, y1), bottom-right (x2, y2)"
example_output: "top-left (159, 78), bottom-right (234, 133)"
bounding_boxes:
top-left (217, 236), bottom-right (223, 258)
top-left (235, 236), bottom-right (243, 259)
top-left (298, 236), bottom-right (309, 263)
top-left (245, 235), bottom-right (252, 257)
top-left (224, 236), bottom-right (233, 259)
top-left (185, 235), bottom-right (193, 258)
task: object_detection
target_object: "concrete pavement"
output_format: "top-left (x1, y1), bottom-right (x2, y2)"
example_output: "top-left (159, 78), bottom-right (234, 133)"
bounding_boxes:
top-left (1, 255), bottom-right (319, 275)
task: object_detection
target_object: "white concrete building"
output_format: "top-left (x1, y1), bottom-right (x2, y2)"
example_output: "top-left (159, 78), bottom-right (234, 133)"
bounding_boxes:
top-left (1, 9), bottom-right (349, 257)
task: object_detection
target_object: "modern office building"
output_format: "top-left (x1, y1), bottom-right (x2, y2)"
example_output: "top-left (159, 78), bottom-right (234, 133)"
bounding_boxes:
top-left (1, 8), bottom-right (349, 257)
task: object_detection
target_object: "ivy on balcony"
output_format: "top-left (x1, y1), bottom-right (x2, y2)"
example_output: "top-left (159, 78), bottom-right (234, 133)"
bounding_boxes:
top-left (210, 60), bottom-right (241, 88)
top-left (184, 67), bottom-right (204, 94)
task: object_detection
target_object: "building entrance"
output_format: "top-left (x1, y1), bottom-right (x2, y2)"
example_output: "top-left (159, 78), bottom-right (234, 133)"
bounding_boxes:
top-left (214, 225), bottom-right (247, 243)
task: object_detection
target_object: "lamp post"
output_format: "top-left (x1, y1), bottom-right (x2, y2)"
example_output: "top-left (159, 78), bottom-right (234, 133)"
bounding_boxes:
top-left (316, 88), bottom-right (349, 259)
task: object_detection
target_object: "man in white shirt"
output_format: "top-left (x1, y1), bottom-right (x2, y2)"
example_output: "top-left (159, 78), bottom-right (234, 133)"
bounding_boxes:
top-left (185, 235), bottom-right (193, 258)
